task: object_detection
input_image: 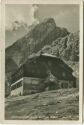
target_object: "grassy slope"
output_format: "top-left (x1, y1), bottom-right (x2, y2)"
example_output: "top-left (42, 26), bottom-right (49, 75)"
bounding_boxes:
top-left (5, 88), bottom-right (79, 120)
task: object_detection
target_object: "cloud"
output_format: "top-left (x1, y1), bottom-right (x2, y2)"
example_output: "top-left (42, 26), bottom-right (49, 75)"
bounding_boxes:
top-left (5, 4), bottom-right (39, 31)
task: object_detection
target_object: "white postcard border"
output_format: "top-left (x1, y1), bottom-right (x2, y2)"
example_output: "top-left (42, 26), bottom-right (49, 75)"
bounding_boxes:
top-left (0, 0), bottom-right (83, 124)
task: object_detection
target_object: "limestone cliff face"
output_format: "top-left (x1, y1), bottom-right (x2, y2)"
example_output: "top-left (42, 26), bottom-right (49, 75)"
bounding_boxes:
top-left (41, 31), bottom-right (79, 62)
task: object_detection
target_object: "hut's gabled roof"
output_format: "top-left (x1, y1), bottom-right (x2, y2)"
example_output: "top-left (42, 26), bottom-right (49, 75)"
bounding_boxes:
top-left (25, 53), bottom-right (73, 73)
top-left (11, 53), bottom-right (74, 84)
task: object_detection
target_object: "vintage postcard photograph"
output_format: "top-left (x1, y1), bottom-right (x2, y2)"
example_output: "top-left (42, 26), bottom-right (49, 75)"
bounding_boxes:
top-left (0, 0), bottom-right (82, 123)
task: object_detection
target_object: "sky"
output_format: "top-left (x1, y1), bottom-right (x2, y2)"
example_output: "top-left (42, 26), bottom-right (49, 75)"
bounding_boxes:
top-left (5, 4), bottom-right (79, 48)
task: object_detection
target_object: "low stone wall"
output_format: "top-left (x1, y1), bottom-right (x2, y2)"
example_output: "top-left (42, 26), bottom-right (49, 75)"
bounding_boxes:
top-left (58, 80), bottom-right (76, 89)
